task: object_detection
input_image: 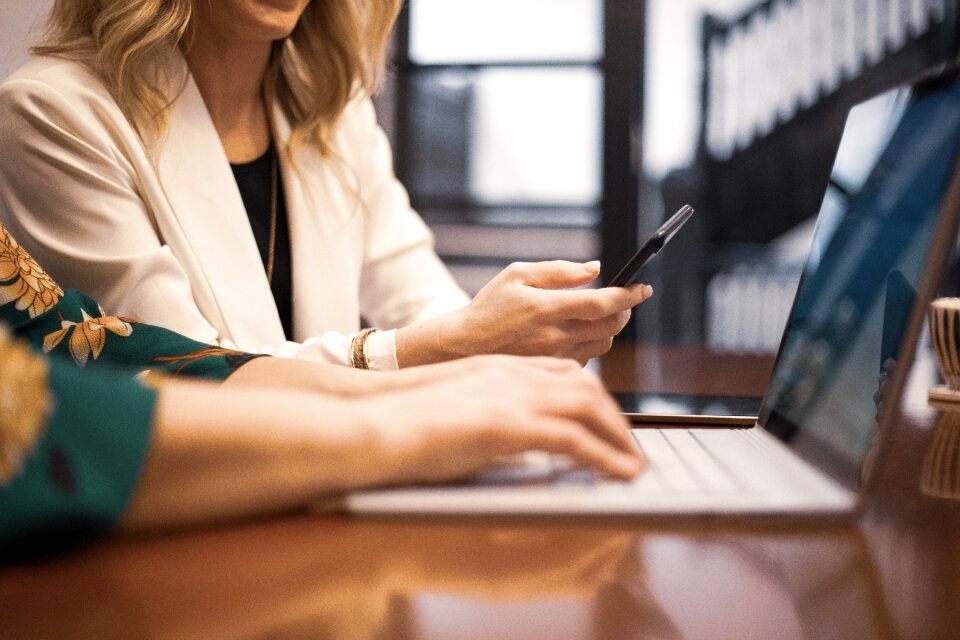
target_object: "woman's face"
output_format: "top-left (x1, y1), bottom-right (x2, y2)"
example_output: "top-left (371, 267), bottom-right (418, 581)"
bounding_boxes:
top-left (191, 0), bottom-right (312, 46)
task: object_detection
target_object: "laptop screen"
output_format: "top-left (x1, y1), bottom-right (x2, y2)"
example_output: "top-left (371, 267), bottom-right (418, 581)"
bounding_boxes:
top-left (758, 72), bottom-right (960, 489)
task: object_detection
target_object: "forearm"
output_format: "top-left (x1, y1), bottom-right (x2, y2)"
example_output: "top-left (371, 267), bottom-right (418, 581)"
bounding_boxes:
top-left (119, 382), bottom-right (381, 532)
top-left (224, 355), bottom-right (377, 395)
top-left (222, 355), bottom-right (457, 396)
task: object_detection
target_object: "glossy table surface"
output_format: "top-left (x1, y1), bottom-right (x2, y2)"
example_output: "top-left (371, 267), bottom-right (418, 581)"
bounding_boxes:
top-left (2, 343), bottom-right (960, 640)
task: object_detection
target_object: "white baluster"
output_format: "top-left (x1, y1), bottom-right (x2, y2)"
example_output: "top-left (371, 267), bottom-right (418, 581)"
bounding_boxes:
top-left (706, 36), bottom-right (727, 159)
top-left (864, 0), bottom-right (884, 66)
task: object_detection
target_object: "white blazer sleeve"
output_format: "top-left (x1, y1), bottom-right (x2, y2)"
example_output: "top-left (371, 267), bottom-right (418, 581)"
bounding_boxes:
top-left (339, 98), bottom-right (471, 338)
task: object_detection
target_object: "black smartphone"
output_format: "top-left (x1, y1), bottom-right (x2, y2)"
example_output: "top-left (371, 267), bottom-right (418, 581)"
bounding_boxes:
top-left (606, 204), bottom-right (694, 287)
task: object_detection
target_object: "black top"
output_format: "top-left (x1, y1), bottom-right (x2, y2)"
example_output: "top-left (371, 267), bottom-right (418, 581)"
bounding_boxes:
top-left (230, 146), bottom-right (293, 339)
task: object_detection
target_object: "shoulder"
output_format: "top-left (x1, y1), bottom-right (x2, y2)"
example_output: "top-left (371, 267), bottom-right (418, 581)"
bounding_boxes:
top-left (0, 56), bottom-right (138, 154)
top-left (0, 56), bottom-right (115, 108)
top-left (0, 57), bottom-right (126, 140)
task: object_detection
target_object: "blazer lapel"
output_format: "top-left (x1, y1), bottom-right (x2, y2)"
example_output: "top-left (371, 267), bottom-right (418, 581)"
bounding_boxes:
top-left (271, 103), bottom-right (364, 340)
top-left (154, 66), bottom-right (286, 348)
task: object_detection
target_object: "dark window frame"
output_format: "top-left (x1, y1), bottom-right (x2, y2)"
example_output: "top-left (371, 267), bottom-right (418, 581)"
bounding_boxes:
top-left (388, 1), bottom-right (647, 339)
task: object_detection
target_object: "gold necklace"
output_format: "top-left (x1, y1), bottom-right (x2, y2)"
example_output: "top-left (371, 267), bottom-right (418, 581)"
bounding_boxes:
top-left (267, 147), bottom-right (278, 286)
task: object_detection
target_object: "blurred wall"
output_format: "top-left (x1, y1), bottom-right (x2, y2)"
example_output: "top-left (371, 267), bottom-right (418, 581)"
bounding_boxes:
top-left (1, 1), bottom-right (52, 80)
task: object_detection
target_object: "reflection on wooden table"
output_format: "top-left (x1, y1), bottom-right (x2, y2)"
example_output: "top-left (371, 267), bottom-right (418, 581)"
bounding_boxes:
top-left (0, 517), bottom-right (888, 639)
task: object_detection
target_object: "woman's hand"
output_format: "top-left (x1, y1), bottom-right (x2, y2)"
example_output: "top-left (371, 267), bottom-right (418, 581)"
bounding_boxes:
top-left (397, 260), bottom-right (653, 367)
top-left (358, 355), bottom-right (644, 485)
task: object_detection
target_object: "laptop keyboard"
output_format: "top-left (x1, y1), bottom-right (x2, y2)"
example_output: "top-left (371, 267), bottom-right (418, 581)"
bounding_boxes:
top-left (469, 428), bottom-right (793, 497)
top-left (632, 428), bottom-right (764, 494)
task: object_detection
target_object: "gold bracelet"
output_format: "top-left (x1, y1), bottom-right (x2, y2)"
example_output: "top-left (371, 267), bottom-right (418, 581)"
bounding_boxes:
top-left (350, 328), bottom-right (378, 369)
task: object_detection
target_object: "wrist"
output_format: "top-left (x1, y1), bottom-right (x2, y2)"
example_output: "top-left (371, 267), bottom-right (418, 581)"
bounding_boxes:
top-left (395, 312), bottom-right (467, 367)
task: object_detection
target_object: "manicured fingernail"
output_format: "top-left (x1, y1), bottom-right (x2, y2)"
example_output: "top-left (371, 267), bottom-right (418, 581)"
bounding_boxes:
top-left (643, 285), bottom-right (653, 297)
top-left (584, 260), bottom-right (601, 271)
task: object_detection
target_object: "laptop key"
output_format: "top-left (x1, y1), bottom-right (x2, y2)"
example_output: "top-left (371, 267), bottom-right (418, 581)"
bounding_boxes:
top-left (692, 428), bottom-right (814, 495)
top-left (631, 429), bottom-right (703, 494)
top-left (664, 429), bottom-right (742, 494)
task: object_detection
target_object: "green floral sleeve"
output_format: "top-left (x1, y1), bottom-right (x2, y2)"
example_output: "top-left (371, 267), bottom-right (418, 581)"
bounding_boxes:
top-left (0, 220), bottom-right (265, 380)
top-left (15, 290), bottom-right (263, 379)
top-left (0, 332), bottom-right (155, 559)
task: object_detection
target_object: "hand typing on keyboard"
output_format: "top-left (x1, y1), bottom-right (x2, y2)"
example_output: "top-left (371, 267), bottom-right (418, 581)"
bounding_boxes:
top-left (364, 356), bottom-right (644, 488)
top-left (467, 451), bottom-right (602, 486)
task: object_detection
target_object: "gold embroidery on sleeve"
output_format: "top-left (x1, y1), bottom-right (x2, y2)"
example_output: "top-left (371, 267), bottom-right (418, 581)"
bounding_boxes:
top-left (0, 326), bottom-right (52, 485)
top-left (151, 347), bottom-right (249, 375)
top-left (0, 222), bottom-right (64, 317)
top-left (42, 308), bottom-right (134, 366)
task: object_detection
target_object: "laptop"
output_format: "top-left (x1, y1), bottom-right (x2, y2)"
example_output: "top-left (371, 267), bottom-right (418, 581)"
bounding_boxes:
top-left (343, 69), bottom-right (960, 517)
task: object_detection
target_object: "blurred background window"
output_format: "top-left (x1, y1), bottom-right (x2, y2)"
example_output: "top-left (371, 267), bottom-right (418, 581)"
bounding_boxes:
top-left (408, 0), bottom-right (603, 63)
top-left (386, 0), bottom-right (613, 297)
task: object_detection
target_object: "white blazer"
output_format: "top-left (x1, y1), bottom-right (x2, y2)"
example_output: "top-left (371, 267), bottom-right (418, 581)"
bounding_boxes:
top-left (0, 53), bottom-right (469, 369)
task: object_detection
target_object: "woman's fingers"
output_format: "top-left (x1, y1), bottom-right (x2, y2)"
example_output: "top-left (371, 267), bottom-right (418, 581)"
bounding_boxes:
top-left (496, 419), bottom-right (645, 479)
top-left (569, 309), bottom-right (633, 341)
top-left (514, 418), bottom-right (644, 480)
top-left (524, 286), bottom-right (651, 357)
top-left (512, 313), bottom-right (629, 362)
top-left (502, 361), bottom-right (636, 456)
top-left (543, 283), bottom-right (652, 320)
top-left (445, 410), bottom-right (642, 482)
top-left (506, 260), bottom-right (602, 290)
top-left (540, 369), bottom-right (637, 454)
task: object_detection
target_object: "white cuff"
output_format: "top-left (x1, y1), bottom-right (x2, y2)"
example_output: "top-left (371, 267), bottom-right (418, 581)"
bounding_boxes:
top-left (362, 328), bottom-right (399, 371)
top-left (266, 331), bottom-right (399, 371)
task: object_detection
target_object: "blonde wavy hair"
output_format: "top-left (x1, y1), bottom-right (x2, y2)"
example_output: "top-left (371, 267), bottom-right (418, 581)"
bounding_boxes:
top-left (32, 0), bottom-right (401, 156)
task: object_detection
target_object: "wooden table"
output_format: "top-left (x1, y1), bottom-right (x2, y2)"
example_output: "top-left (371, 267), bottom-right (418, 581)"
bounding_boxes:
top-left (2, 343), bottom-right (959, 639)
